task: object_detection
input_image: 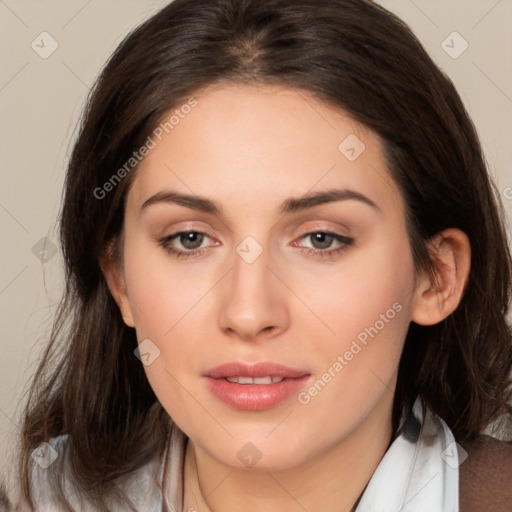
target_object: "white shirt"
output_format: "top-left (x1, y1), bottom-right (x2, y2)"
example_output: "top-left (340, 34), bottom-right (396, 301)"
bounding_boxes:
top-left (12, 396), bottom-right (459, 511)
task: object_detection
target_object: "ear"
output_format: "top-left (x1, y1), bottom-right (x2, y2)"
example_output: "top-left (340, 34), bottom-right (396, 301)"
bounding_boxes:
top-left (411, 228), bottom-right (471, 326)
top-left (99, 241), bottom-right (135, 328)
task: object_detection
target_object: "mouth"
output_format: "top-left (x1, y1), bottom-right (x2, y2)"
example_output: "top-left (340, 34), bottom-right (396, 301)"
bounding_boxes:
top-left (224, 376), bottom-right (286, 384)
top-left (204, 362), bottom-right (311, 411)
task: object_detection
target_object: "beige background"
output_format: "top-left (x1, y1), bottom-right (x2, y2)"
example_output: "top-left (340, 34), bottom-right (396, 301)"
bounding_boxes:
top-left (1, 0), bottom-right (511, 473)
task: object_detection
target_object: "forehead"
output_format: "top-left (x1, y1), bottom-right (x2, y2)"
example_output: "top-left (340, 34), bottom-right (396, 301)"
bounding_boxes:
top-left (127, 83), bottom-right (404, 218)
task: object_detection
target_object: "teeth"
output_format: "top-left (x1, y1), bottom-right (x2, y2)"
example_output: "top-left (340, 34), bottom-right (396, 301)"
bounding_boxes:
top-left (225, 376), bottom-right (284, 384)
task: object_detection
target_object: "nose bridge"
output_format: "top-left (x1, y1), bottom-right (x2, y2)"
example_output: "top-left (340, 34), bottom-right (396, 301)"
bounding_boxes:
top-left (230, 238), bottom-right (273, 307)
top-left (218, 236), bottom-right (286, 339)
top-left (230, 231), bottom-right (272, 291)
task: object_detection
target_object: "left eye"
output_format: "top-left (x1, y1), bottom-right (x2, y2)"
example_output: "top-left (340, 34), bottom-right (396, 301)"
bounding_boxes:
top-left (294, 231), bottom-right (354, 257)
top-left (298, 232), bottom-right (345, 250)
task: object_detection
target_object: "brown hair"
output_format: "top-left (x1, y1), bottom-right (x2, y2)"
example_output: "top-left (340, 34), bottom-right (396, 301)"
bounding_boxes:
top-left (18, 0), bottom-right (512, 510)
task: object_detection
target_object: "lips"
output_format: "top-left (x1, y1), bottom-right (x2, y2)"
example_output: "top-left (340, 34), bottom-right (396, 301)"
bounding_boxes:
top-left (206, 362), bottom-right (308, 379)
top-left (204, 362), bottom-right (311, 411)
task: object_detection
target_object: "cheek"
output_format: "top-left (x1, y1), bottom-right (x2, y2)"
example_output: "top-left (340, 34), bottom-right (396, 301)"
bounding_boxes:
top-left (296, 235), bottom-right (415, 349)
top-left (120, 238), bottom-right (215, 396)
top-left (122, 245), bottom-right (206, 425)
top-left (291, 236), bottom-right (415, 415)
top-left (122, 238), bottom-right (205, 337)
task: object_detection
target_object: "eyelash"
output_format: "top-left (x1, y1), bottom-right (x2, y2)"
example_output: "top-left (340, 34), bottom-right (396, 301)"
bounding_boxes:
top-left (157, 230), bottom-right (354, 260)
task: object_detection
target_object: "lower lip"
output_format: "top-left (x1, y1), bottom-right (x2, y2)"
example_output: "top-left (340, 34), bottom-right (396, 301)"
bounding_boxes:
top-left (204, 376), bottom-right (311, 411)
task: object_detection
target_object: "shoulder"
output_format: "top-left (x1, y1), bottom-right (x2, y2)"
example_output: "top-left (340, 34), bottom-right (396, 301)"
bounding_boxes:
top-left (459, 434), bottom-right (512, 512)
top-left (0, 435), bottom-right (70, 512)
top-left (6, 434), bottom-right (170, 512)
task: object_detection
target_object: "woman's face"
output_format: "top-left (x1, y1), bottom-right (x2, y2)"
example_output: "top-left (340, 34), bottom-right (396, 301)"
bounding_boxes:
top-left (113, 83), bottom-right (422, 470)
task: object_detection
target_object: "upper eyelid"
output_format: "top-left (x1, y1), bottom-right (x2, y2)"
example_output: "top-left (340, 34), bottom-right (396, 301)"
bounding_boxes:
top-left (154, 213), bottom-right (353, 236)
top-left (164, 217), bottom-right (351, 236)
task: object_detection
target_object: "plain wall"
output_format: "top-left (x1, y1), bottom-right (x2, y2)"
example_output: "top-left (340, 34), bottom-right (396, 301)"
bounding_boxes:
top-left (1, 0), bottom-right (511, 475)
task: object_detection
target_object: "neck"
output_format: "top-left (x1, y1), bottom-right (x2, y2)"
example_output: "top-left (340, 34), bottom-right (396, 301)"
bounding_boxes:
top-left (183, 394), bottom-right (394, 512)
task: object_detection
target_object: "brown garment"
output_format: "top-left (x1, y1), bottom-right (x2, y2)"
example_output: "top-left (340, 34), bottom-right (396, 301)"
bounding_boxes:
top-left (459, 434), bottom-right (512, 512)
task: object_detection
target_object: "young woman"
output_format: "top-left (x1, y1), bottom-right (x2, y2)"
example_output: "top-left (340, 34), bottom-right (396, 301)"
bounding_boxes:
top-left (6, 0), bottom-right (512, 510)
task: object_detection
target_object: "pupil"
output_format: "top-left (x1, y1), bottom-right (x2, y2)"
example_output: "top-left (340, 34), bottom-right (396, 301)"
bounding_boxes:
top-left (313, 233), bottom-right (331, 249)
top-left (182, 232), bottom-right (202, 249)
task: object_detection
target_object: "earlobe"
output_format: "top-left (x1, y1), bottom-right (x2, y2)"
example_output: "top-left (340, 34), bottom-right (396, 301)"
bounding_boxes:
top-left (411, 228), bottom-right (471, 326)
top-left (99, 245), bottom-right (136, 328)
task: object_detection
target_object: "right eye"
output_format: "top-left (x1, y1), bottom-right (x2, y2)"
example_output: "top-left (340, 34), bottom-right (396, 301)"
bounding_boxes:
top-left (158, 231), bottom-right (217, 259)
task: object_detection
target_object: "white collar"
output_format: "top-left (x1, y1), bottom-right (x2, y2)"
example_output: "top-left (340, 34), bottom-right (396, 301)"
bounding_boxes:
top-left (355, 396), bottom-right (459, 512)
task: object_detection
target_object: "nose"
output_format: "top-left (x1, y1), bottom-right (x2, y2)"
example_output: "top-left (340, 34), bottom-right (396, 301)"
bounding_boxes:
top-left (218, 244), bottom-right (289, 342)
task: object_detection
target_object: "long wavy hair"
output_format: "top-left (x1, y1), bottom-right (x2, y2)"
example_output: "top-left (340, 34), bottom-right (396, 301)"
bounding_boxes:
top-left (17, 0), bottom-right (512, 510)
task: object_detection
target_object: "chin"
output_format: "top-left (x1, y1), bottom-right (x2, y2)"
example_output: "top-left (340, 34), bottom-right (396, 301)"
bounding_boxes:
top-left (193, 426), bottom-right (330, 472)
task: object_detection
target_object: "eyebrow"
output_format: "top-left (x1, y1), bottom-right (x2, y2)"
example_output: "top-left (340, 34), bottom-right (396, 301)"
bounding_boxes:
top-left (140, 188), bottom-right (381, 216)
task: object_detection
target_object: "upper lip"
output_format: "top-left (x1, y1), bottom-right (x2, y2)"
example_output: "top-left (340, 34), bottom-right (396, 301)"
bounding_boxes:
top-left (205, 362), bottom-right (309, 379)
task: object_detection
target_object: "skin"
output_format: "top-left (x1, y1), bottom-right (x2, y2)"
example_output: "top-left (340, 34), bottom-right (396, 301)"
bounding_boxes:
top-left (102, 83), bottom-right (471, 512)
